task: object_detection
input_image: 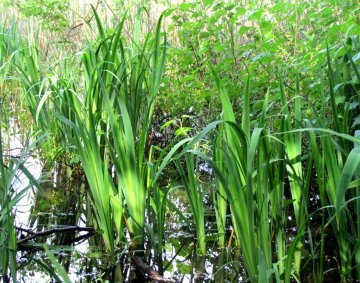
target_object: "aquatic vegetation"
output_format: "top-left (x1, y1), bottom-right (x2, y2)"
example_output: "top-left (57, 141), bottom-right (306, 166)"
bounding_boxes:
top-left (176, 153), bottom-right (206, 254)
top-left (0, 0), bottom-right (360, 281)
top-left (40, 9), bottom-right (166, 263)
top-left (0, 123), bottom-right (42, 282)
top-left (0, 32), bottom-right (41, 282)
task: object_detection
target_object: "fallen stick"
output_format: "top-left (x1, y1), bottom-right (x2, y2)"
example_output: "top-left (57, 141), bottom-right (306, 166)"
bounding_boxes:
top-left (131, 255), bottom-right (173, 282)
top-left (16, 226), bottom-right (95, 244)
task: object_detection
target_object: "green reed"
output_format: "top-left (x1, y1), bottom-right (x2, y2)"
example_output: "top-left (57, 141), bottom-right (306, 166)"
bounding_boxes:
top-left (6, 3), bottom-right (360, 281)
top-left (176, 153), bottom-right (206, 254)
top-left (56, 7), bottom-right (166, 253)
top-left (96, 7), bottom-right (166, 247)
top-left (15, 4), bottom-right (167, 261)
top-left (279, 78), bottom-right (306, 279)
top-left (0, 123), bottom-right (42, 282)
top-left (213, 131), bottom-right (227, 249)
top-left (305, 42), bottom-right (360, 281)
top-left (16, 47), bottom-right (51, 132)
top-left (209, 67), bottom-right (275, 280)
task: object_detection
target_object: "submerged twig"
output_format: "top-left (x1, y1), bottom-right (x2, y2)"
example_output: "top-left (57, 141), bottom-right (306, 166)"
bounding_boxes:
top-left (131, 255), bottom-right (173, 282)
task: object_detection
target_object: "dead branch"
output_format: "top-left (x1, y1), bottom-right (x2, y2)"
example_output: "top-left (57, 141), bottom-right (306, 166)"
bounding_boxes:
top-left (131, 255), bottom-right (173, 282)
top-left (16, 226), bottom-right (95, 245)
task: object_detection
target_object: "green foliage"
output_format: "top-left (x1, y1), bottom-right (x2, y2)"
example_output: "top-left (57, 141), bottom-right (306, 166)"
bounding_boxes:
top-left (52, 6), bottom-right (167, 253)
top-left (43, 245), bottom-right (72, 283)
top-left (2, 0), bottom-right (360, 281)
top-left (163, 0), bottom-right (360, 119)
top-left (208, 69), bottom-right (273, 280)
top-left (0, 127), bottom-right (42, 282)
top-left (304, 45), bottom-right (360, 281)
top-left (4, 0), bottom-right (70, 31)
top-left (176, 153), bottom-right (206, 254)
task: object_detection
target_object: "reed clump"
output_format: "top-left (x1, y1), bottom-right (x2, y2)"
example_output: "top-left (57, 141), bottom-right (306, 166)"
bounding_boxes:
top-left (1, 1), bottom-right (360, 282)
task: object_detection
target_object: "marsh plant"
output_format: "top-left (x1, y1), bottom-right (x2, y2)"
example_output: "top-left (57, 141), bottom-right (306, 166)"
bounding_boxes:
top-left (46, 6), bottom-right (167, 260)
top-left (1, 0), bottom-right (360, 282)
top-left (0, 114), bottom-right (42, 282)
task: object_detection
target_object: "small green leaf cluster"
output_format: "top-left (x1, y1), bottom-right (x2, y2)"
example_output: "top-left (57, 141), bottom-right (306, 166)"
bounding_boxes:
top-left (162, 0), bottom-right (360, 123)
top-left (4, 0), bottom-right (70, 31)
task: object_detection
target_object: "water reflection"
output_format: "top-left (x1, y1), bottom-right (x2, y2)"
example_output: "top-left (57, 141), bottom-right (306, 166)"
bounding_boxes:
top-left (9, 139), bottom-right (243, 282)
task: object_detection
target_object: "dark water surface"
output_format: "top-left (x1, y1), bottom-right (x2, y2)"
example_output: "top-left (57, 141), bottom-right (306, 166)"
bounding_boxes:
top-left (13, 156), bottom-right (243, 283)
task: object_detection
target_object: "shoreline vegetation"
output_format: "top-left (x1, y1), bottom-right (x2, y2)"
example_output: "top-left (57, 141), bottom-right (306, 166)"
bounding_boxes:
top-left (1, 0), bottom-right (359, 282)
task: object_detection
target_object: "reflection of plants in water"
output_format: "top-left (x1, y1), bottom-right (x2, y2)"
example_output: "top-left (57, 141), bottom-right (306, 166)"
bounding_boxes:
top-left (0, 30), bottom-right (41, 282)
top-left (28, 164), bottom-right (84, 229)
top-left (0, 128), bottom-right (42, 282)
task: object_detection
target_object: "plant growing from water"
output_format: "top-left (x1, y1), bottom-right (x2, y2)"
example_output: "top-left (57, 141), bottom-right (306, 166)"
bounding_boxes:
top-left (52, 6), bottom-right (167, 259)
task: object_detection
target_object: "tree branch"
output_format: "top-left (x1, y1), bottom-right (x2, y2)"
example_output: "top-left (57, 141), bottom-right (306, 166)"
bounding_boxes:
top-left (16, 226), bottom-right (95, 245)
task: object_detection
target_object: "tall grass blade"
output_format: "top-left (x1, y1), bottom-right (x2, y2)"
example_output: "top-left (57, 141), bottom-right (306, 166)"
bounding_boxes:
top-left (176, 153), bottom-right (206, 254)
top-left (43, 245), bottom-right (72, 283)
top-left (213, 131), bottom-right (227, 248)
top-left (279, 78), bottom-right (304, 277)
top-left (210, 66), bottom-right (273, 280)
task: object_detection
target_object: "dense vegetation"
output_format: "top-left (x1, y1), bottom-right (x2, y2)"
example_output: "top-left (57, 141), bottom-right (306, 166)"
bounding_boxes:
top-left (0, 0), bottom-right (360, 282)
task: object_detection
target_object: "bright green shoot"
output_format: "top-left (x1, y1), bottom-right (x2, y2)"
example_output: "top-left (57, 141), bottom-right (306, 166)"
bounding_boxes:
top-left (279, 78), bottom-right (305, 278)
top-left (213, 132), bottom-right (227, 249)
top-left (57, 6), bottom-right (166, 250)
top-left (176, 153), bottom-right (206, 254)
top-left (210, 67), bottom-right (273, 280)
top-left (94, 7), bottom-right (166, 246)
top-left (306, 46), bottom-right (360, 280)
